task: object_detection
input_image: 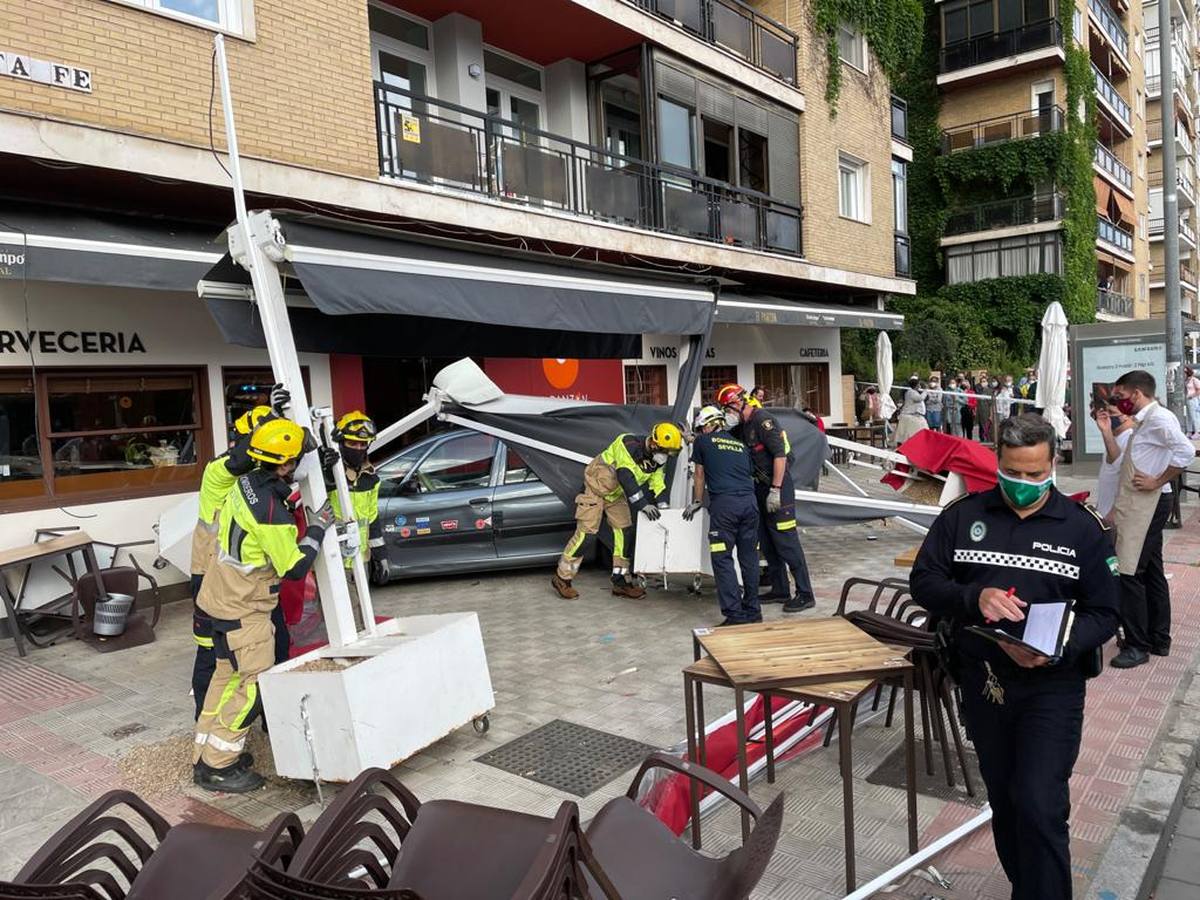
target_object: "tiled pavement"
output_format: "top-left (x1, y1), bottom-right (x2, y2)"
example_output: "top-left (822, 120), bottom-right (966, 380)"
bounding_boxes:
top-left (0, 480), bottom-right (1198, 899)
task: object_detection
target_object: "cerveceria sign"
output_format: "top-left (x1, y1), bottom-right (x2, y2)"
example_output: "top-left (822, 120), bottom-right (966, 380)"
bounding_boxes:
top-left (1, 49), bottom-right (92, 93)
top-left (0, 330), bottom-right (146, 354)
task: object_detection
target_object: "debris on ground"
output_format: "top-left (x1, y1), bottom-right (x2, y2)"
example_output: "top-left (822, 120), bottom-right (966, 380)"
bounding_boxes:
top-left (291, 657), bottom-right (363, 674)
top-left (117, 728), bottom-right (299, 796)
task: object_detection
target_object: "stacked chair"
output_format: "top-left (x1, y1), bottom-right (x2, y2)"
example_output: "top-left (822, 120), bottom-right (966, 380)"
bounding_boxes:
top-left (1, 753), bottom-right (783, 900)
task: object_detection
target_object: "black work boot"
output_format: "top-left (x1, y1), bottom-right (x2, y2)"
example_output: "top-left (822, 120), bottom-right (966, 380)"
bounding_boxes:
top-left (194, 760), bottom-right (266, 793)
top-left (783, 594), bottom-right (816, 614)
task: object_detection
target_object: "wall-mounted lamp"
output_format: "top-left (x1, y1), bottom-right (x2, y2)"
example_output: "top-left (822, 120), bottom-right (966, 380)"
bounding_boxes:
top-left (467, 63), bottom-right (482, 79)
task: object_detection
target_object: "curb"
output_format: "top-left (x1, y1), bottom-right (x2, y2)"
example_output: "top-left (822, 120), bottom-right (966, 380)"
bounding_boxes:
top-left (1086, 656), bottom-right (1200, 900)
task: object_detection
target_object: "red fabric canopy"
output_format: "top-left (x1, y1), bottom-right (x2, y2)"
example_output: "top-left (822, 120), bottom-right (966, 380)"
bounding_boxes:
top-left (882, 430), bottom-right (999, 493)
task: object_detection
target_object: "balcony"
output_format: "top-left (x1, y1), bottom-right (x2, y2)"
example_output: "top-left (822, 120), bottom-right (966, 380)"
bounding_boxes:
top-left (895, 233), bottom-right (911, 277)
top-left (1088, 0), bottom-right (1129, 60)
top-left (942, 106), bottom-right (1065, 153)
top-left (943, 193), bottom-right (1064, 237)
top-left (1150, 162), bottom-right (1196, 207)
top-left (891, 96), bottom-right (909, 144)
top-left (1148, 118), bottom-right (1195, 155)
top-left (1098, 287), bottom-right (1135, 316)
top-left (1093, 64), bottom-right (1132, 131)
top-left (374, 84), bottom-right (803, 256)
top-left (940, 19), bottom-right (1063, 75)
top-left (631, 0), bottom-right (798, 83)
top-left (1149, 216), bottom-right (1197, 246)
top-left (1095, 141), bottom-right (1134, 190)
top-left (1098, 217), bottom-right (1134, 252)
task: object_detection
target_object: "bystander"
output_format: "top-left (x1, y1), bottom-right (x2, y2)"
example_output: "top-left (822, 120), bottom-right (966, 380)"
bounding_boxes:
top-left (1092, 401), bottom-right (1134, 520)
top-left (895, 374), bottom-right (928, 445)
top-left (926, 375), bottom-right (945, 432)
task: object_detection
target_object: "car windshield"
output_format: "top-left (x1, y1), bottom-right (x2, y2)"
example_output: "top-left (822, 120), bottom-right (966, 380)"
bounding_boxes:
top-left (376, 442), bottom-right (426, 483)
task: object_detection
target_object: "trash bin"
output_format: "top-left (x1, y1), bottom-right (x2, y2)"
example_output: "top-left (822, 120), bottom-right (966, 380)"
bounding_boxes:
top-left (92, 593), bottom-right (134, 637)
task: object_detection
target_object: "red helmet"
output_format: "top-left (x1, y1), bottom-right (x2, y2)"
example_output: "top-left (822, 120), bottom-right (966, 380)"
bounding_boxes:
top-left (715, 383), bottom-right (747, 408)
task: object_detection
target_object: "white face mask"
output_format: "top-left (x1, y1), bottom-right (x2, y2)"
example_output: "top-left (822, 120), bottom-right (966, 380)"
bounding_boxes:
top-left (652, 451), bottom-right (668, 466)
top-left (724, 410), bottom-right (741, 428)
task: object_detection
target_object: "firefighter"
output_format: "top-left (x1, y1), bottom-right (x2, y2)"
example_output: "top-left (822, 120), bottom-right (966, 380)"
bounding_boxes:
top-left (716, 383), bottom-right (816, 614)
top-left (685, 406), bottom-right (760, 625)
top-left (329, 411), bottom-right (387, 583)
top-left (189, 399), bottom-right (281, 721)
top-left (552, 423), bottom-right (683, 600)
top-left (193, 418), bottom-right (334, 793)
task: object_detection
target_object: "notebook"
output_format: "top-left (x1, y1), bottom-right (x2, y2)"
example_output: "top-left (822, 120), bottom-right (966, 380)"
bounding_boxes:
top-left (965, 600), bottom-right (1075, 658)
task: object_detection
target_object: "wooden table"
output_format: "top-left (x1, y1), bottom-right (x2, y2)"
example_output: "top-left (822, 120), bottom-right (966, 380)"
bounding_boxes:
top-left (0, 533), bottom-right (108, 657)
top-left (685, 618), bottom-right (917, 891)
top-left (893, 545), bottom-right (920, 568)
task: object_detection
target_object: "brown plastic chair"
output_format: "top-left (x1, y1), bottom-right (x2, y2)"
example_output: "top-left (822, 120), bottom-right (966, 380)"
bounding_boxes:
top-left (0, 790), bottom-right (301, 900)
top-left (582, 752), bottom-right (783, 900)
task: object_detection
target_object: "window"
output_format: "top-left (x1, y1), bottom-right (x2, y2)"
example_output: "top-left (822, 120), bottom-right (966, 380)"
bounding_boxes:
top-left (1136, 88), bottom-right (1144, 119)
top-left (1073, 8), bottom-right (1084, 44)
top-left (839, 152), bottom-right (869, 222)
top-left (703, 118), bottom-right (734, 183)
top-left (368, 3), bottom-right (429, 50)
top-left (701, 366), bottom-right (739, 403)
top-left (485, 47), bottom-right (545, 137)
top-left (1031, 80), bottom-right (1055, 113)
top-left (483, 49), bottom-right (542, 92)
top-left (658, 98), bottom-right (697, 171)
top-left (110, 0), bottom-right (244, 32)
top-left (837, 24), bottom-right (867, 72)
top-left (1, 368), bottom-right (212, 510)
top-left (1136, 29), bottom-right (1143, 57)
top-left (945, 233), bottom-right (1063, 283)
top-left (753, 363), bottom-right (831, 416)
top-left (739, 129), bottom-right (769, 193)
top-left (407, 434), bottom-right (496, 494)
top-left (624, 365), bottom-right (669, 405)
top-left (503, 447), bottom-right (541, 485)
top-left (892, 158), bottom-right (909, 235)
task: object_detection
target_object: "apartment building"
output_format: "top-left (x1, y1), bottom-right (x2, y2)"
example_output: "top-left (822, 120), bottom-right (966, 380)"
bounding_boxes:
top-left (0, 0), bottom-right (910, 587)
top-left (1144, 0), bottom-right (1200, 326)
top-left (935, 0), bottom-right (1151, 322)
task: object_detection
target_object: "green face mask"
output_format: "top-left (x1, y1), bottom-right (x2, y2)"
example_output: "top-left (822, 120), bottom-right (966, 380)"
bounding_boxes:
top-left (997, 470), bottom-right (1054, 508)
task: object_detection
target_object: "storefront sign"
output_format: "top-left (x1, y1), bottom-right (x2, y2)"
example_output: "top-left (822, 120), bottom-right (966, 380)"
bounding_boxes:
top-left (0, 249), bottom-right (24, 279)
top-left (648, 345), bottom-right (717, 360)
top-left (796, 348), bottom-right (829, 358)
top-left (0, 330), bottom-right (147, 354)
top-left (1, 50), bottom-right (92, 93)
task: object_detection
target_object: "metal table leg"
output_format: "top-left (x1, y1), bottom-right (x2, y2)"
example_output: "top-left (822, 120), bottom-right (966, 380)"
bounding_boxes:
top-left (81, 544), bottom-right (109, 642)
top-left (0, 575), bottom-right (27, 658)
top-left (684, 673), bottom-right (702, 850)
top-left (839, 698), bottom-right (856, 891)
top-left (734, 685), bottom-right (750, 841)
top-left (763, 690), bottom-right (776, 784)
top-left (903, 667), bottom-right (919, 853)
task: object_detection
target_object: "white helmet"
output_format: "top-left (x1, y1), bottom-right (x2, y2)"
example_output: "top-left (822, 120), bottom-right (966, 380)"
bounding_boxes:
top-left (694, 405), bottom-right (725, 430)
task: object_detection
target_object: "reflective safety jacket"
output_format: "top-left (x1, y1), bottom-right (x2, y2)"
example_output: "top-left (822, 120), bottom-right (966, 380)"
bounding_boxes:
top-left (331, 466), bottom-right (381, 565)
top-left (597, 433), bottom-right (666, 512)
top-left (198, 468), bottom-right (322, 622)
top-left (736, 409), bottom-right (793, 485)
top-left (189, 444), bottom-right (253, 576)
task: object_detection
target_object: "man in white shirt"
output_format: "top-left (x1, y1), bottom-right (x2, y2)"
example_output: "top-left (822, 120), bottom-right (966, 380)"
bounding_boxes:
top-left (1093, 402), bottom-right (1134, 519)
top-left (1103, 370), bottom-right (1196, 668)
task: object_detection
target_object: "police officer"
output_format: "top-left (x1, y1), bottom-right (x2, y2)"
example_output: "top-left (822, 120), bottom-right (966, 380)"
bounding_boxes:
top-left (685, 406), bottom-right (760, 625)
top-left (715, 384), bottom-right (815, 614)
top-left (910, 414), bottom-right (1118, 900)
top-left (193, 418), bottom-right (335, 793)
top-left (329, 411), bottom-right (386, 583)
top-left (552, 423), bottom-right (683, 600)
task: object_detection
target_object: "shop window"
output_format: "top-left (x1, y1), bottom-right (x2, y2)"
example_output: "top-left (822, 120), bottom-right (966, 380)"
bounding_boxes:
top-left (624, 365), bottom-right (669, 406)
top-left (0, 368), bottom-right (212, 511)
top-left (221, 368), bottom-right (312, 440)
top-left (701, 365), bottom-right (739, 404)
top-left (753, 363), bottom-right (831, 416)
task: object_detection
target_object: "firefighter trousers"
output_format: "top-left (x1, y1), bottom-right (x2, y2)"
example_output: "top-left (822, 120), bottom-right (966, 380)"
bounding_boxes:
top-left (557, 459), bottom-right (634, 579)
top-left (193, 611), bottom-right (273, 768)
top-left (756, 473), bottom-right (815, 602)
top-left (708, 492), bottom-right (761, 623)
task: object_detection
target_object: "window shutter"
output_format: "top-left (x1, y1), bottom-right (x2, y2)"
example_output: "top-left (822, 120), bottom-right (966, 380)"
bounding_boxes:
top-left (768, 112), bottom-right (801, 205)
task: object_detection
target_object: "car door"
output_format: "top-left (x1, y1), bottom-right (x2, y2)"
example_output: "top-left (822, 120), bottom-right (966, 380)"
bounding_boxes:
top-left (376, 432), bottom-right (499, 575)
top-left (490, 443), bottom-right (576, 563)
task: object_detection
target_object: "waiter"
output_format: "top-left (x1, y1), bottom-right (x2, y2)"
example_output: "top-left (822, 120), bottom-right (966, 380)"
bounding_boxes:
top-left (911, 413), bottom-right (1118, 900)
top-left (1104, 369), bottom-right (1195, 668)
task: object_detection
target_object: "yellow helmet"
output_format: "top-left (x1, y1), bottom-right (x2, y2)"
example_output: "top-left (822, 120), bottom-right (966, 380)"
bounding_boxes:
top-left (232, 405), bottom-right (274, 436)
top-left (333, 410), bottom-right (377, 445)
top-left (649, 422), bottom-right (683, 453)
top-left (247, 418), bottom-right (309, 465)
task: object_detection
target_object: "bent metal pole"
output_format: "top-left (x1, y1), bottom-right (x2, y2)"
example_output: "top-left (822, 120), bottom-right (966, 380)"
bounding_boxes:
top-left (212, 34), bottom-right (358, 647)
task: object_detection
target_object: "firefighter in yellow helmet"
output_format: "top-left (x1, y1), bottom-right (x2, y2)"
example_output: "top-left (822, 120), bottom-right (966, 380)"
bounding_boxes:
top-left (329, 411), bottom-right (386, 583)
top-left (552, 422), bottom-right (682, 600)
top-left (193, 417), bottom-right (334, 793)
top-left (189, 391), bottom-right (287, 722)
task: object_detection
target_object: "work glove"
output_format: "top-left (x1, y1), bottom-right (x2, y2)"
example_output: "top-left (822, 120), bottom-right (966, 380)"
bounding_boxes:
top-left (766, 486), bottom-right (782, 514)
top-left (643, 505), bottom-right (662, 522)
top-left (318, 447), bottom-right (340, 488)
top-left (307, 498), bottom-right (335, 531)
top-left (682, 500), bottom-right (703, 522)
top-left (370, 556), bottom-right (390, 586)
top-left (269, 383), bottom-right (291, 416)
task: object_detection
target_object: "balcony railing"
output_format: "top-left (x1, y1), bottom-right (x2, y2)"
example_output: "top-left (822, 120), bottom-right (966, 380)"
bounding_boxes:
top-left (1098, 287), bottom-right (1134, 316)
top-left (940, 19), bottom-right (1062, 74)
top-left (1088, 0), bottom-right (1129, 58)
top-left (895, 233), bottom-right (911, 276)
top-left (1093, 64), bottom-right (1132, 128)
top-left (891, 96), bottom-right (908, 144)
top-left (374, 84), bottom-right (803, 256)
top-left (943, 193), bottom-right (1064, 236)
top-left (1146, 118), bottom-right (1194, 156)
top-left (1145, 216), bottom-right (1194, 246)
top-left (631, 0), bottom-right (798, 83)
top-left (941, 106), bottom-right (1065, 152)
top-left (1094, 141), bottom-right (1134, 189)
top-left (1098, 218), bottom-right (1134, 252)
top-left (1150, 164), bottom-right (1196, 200)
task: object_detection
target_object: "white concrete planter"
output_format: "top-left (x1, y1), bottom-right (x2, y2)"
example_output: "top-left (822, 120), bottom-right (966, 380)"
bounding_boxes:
top-left (259, 612), bottom-right (494, 782)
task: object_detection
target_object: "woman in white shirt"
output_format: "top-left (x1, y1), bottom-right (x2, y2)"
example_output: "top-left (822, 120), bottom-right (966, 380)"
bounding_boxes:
top-left (1093, 402), bottom-right (1134, 519)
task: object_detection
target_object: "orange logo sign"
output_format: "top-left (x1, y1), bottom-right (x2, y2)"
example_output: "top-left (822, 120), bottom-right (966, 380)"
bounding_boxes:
top-left (542, 358), bottom-right (580, 390)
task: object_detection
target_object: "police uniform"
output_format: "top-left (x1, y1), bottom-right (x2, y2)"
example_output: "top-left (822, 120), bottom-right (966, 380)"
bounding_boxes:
top-left (692, 430), bottom-right (760, 623)
top-left (736, 408), bottom-right (815, 605)
top-left (910, 487), bottom-right (1119, 900)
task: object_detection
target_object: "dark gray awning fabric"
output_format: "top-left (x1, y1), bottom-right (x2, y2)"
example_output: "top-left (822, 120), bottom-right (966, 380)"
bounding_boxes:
top-left (795, 501), bottom-right (936, 529)
top-left (717, 294), bottom-right (905, 330)
top-left (274, 216), bottom-right (717, 335)
top-left (205, 298), bottom-right (642, 359)
top-left (0, 204), bottom-right (222, 291)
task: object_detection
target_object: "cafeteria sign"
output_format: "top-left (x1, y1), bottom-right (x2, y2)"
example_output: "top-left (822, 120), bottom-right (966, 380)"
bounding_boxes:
top-left (1, 49), bottom-right (92, 93)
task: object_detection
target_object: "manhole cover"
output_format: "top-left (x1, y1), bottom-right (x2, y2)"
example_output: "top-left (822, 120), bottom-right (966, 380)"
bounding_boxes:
top-left (476, 719), bottom-right (656, 797)
top-left (866, 739), bottom-right (988, 806)
top-left (109, 723), bottom-right (149, 739)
